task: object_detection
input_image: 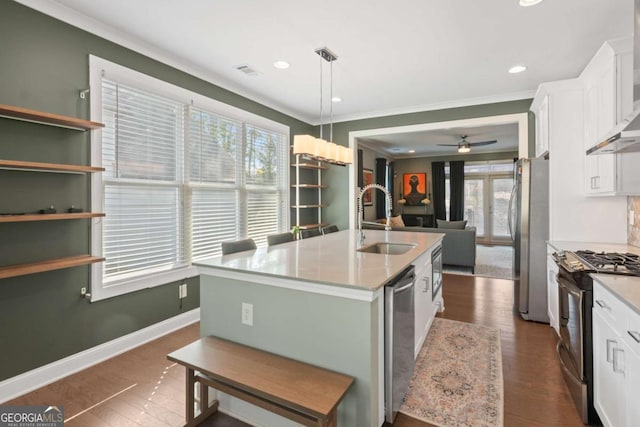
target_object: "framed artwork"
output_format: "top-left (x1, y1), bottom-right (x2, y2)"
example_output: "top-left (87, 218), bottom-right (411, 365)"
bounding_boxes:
top-left (403, 173), bottom-right (427, 206)
top-left (362, 169), bottom-right (374, 206)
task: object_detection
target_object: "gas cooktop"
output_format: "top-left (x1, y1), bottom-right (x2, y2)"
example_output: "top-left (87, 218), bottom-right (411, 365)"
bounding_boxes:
top-left (558, 250), bottom-right (640, 276)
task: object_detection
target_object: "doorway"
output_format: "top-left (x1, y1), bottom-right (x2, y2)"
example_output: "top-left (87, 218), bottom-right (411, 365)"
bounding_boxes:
top-left (445, 160), bottom-right (514, 245)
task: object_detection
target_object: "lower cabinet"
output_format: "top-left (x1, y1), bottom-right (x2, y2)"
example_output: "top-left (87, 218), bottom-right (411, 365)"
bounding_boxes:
top-left (593, 281), bottom-right (640, 427)
top-left (546, 250), bottom-right (559, 335)
top-left (593, 309), bottom-right (625, 427)
top-left (414, 250), bottom-right (434, 358)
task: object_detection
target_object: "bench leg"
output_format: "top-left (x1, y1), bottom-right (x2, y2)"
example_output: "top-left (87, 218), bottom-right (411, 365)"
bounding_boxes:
top-left (318, 408), bottom-right (338, 427)
top-left (183, 368), bottom-right (219, 427)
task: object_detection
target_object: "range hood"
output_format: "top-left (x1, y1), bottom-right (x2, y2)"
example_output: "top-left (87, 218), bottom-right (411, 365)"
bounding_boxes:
top-left (587, 0), bottom-right (640, 155)
top-left (586, 109), bottom-right (640, 154)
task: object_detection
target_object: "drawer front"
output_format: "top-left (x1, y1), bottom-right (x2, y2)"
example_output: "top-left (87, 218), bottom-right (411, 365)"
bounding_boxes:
top-left (624, 307), bottom-right (640, 356)
top-left (593, 281), bottom-right (627, 332)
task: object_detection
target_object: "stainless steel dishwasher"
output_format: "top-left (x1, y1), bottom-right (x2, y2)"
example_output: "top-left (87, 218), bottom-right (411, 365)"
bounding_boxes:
top-left (384, 265), bottom-right (416, 424)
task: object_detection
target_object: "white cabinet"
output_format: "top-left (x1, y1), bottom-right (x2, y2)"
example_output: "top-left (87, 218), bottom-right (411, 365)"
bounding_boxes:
top-left (580, 37), bottom-right (640, 196)
top-left (413, 249), bottom-right (434, 358)
top-left (533, 94), bottom-right (549, 158)
top-left (593, 309), bottom-right (626, 427)
top-left (592, 280), bottom-right (640, 427)
top-left (546, 248), bottom-right (559, 335)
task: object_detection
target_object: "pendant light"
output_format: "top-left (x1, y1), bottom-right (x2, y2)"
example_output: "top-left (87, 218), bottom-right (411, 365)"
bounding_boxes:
top-left (293, 47), bottom-right (353, 165)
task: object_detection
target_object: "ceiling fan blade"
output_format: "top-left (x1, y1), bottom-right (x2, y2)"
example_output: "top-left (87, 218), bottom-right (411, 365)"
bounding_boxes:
top-left (436, 143), bottom-right (462, 146)
top-left (468, 140), bottom-right (497, 147)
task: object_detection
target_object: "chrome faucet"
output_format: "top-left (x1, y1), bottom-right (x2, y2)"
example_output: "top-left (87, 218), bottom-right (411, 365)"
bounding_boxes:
top-left (357, 183), bottom-right (392, 245)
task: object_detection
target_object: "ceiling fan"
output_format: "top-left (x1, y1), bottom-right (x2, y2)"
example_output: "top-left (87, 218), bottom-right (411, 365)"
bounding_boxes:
top-left (437, 135), bottom-right (497, 153)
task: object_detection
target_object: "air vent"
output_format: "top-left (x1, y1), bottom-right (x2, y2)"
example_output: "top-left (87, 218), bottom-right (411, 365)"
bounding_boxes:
top-left (235, 64), bottom-right (260, 76)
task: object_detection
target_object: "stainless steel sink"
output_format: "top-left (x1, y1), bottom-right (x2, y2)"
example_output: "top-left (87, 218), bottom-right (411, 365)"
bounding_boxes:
top-left (357, 242), bottom-right (415, 255)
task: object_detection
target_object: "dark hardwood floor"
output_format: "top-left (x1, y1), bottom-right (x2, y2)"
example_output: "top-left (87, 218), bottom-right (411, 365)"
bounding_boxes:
top-left (6, 273), bottom-right (584, 426)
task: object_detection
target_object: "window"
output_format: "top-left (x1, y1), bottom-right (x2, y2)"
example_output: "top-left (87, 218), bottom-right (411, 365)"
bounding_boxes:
top-left (90, 56), bottom-right (289, 301)
top-left (444, 160), bottom-right (514, 243)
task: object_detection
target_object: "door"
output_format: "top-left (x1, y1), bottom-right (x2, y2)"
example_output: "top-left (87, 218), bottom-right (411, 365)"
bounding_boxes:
top-left (464, 175), bottom-right (513, 244)
top-left (593, 309), bottom-right (625, 427)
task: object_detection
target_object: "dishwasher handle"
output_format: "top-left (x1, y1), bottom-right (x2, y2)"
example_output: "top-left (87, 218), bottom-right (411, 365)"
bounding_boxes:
top-left (394, 281), bottom-right (415, 294)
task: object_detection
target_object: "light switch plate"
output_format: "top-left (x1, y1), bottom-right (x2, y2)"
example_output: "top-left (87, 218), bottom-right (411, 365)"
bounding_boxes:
top-left (630, 210), bottom-right (635, 226)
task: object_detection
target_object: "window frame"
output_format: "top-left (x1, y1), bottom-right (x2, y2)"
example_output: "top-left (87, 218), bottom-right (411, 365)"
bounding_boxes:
top-left (89, 56), bottom-right (289, 301)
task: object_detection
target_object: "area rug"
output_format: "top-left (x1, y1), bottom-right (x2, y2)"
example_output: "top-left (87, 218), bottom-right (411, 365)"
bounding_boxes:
top-left (399, 318), bottom-right (503, 427)
top-left (444, 245), bottom-right (513, 280)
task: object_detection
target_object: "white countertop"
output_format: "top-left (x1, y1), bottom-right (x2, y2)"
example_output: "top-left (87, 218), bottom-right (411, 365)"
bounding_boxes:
top-left (195, 229), bottom-right (444, 291)
top-left (591, 274), bottom-right (640, 316)
top-left (548, 240), bottom-right (640, 255)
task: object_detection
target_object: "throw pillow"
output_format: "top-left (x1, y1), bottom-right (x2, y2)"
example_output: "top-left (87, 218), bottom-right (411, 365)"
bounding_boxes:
top-left (389, 215), bottom-right (405, 228)
top-left (436, 219), bottom-right (467, 229)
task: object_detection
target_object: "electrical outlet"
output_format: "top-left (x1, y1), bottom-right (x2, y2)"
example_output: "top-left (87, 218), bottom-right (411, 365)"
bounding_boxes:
top-left (179, 283), bottom-right (187, 299)
top-left (242, 302), bottom-right (253, 326)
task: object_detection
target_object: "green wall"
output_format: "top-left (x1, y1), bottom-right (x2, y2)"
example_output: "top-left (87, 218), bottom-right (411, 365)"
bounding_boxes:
top-left (0, 1), bottom-right (312, 382)
top-left (321, 104), bottom-right (534, 230)
top-left (0, 0), bottom-right (535, 385)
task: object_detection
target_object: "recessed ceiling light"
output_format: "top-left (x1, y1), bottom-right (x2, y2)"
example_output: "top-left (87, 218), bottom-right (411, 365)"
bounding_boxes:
top-left (408, 150), bottom-right (416, 154)
top-left (331, 97), bottom-right (342, 103)
top-left (273, 61), bottom-right (290, 69)
top-left (519, 0), bottom-right (543, 6)
top-left (508, 65), bottom-right (527, 74)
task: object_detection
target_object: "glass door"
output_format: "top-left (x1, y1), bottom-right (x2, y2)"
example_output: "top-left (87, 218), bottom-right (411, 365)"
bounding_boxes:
top-left (490, 177), bottom-right (513, 244)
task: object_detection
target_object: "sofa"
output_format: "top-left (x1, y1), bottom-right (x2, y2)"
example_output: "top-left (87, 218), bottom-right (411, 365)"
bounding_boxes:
top-left (364, 222), bottom-right (476, 272)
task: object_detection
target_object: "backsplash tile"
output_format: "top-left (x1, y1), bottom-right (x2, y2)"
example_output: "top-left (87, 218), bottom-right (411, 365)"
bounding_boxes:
top-left (629, 197), bottom-right (640, 248)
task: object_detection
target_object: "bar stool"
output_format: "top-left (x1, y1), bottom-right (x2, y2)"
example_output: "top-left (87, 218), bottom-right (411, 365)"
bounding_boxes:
top-left (221, 238), bottom-right (257, 255)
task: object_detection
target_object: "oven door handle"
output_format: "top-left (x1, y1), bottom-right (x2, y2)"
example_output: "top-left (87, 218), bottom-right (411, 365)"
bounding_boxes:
top-left (557, 275), bottom-right (583, 299)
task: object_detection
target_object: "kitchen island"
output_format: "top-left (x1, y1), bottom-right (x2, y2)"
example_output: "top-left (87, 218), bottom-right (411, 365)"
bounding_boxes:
top-left (195, 229), bottom-right (444, 427)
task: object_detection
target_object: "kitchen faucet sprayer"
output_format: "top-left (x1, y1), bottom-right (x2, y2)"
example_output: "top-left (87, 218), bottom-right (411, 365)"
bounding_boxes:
top-left (357, 184), bottom-right (392, 245)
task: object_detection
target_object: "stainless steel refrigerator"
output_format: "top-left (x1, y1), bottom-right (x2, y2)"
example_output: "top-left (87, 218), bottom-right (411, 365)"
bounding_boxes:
top-left (509, 158), bottom-right (549, 323)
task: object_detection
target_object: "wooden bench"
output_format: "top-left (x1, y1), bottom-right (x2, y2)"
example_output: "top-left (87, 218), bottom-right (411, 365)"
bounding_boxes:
top-left (167, 336), bottom-right (354, 427)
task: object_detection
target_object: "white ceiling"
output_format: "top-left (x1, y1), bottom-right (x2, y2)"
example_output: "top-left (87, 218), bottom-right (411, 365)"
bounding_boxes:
top-left (359, 124), bottom-right (520, 158)
top-left (21, 0), bottom-right (633, 126)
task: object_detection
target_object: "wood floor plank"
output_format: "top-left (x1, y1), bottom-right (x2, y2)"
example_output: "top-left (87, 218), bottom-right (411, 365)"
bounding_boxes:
top-left (7, 275), bottom-right (587, 426)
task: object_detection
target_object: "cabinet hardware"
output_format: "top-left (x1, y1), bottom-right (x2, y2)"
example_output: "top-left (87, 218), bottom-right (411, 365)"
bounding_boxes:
top-left (595, 300), bottom-right (610, 310)
top-left (606, 339), bottom-right (617, 363)
top-left (628, 330), bottom-right (640, 344)
top-left (612, 347), bottom-right (625, 374)
top-left (421, 276), bottom-right (430, 292)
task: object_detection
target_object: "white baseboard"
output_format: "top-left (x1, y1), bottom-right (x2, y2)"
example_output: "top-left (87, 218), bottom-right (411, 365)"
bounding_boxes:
top-left (0, 308), bottom-right (200, 403)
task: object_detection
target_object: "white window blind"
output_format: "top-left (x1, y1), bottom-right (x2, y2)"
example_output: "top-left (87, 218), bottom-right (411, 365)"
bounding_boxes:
top-left (101, 80), bottom-right (187, 284)
top-left (91, 57), bottom-right (290, 300)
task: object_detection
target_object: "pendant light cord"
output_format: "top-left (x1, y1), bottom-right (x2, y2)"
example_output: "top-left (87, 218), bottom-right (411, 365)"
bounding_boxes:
top-left (330, 59), bottom-right (333, 142)
top-left (319, 53), bottom-right (323, 140)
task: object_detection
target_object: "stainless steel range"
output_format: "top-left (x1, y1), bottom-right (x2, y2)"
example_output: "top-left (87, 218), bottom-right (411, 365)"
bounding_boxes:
top-left (553, 250), bottom-right (640, 424)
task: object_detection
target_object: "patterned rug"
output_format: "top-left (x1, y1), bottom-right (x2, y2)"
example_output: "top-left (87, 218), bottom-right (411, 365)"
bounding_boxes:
top-left (399, 318), bottom-right (503, 427)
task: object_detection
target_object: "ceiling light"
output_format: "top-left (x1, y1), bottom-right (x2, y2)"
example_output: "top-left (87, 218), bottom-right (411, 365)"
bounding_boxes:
top-left (292, 48), bottom-right (353, 165)
top-left (273, 60), bottom-right (290, 69)
top-left (331, 97), bottom-right (342, 103)
top-left (458, 145), bottom-right (471, 153)
top-left (519, 0), bottom-right (543, 6)
top-left (408, 150), bottom-right (415, 154)
top-left (508, 65), bottom-right (527, 74)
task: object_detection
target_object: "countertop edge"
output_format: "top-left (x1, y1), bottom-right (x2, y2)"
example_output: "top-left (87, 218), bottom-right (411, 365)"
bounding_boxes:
top-left (591, 273), bottom-right (640, 316)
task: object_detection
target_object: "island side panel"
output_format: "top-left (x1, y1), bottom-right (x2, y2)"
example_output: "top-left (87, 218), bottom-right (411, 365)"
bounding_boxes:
top-left (200, 273), bottom-right (381, 427)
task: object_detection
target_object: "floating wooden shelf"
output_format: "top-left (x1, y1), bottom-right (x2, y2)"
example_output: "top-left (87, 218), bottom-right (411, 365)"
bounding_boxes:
top-left (0, 255), bottom-right (105, 280)
top-left (292, 162), bottom-right (328, 170)
top-left (0, 104), bottom-right (105, 131)
top-left (0, 159), bottom-right (104, 174)
top-left (298, 223), bottom-right (328, 230)
top-left (291, 184), bottom-right (327, 189)
top-left (0, 212), bottom-right (105, 223)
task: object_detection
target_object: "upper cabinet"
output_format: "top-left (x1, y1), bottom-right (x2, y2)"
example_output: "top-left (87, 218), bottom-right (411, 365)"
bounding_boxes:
top-left (533, 94), bottom-right (549, 158)
top-left (579, 37), bottom-right (640, 196)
